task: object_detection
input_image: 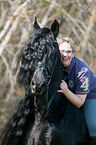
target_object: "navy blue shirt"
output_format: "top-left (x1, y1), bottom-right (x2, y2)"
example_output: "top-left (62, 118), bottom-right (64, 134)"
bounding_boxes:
top-left (63, 57), bottom-right (96, 98)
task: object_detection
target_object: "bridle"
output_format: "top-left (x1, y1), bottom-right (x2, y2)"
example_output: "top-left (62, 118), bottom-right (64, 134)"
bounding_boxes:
top-left (31, 48), bottom-right (59, 114)
top-left (33, 62), bottom-right (52, 82)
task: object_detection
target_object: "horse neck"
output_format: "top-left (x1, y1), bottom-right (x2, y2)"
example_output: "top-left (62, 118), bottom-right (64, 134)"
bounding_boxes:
top-left (48, 56), bottom-right (62, 97)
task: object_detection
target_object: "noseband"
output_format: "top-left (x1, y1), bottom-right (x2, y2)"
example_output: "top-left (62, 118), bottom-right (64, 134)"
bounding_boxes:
top-left (34, 62), bottom-right (52, 82)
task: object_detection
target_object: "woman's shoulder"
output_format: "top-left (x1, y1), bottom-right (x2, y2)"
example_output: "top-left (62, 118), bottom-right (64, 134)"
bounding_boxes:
top-left (73, 57), bottom-right (90, 78)
top-left (74, 57), bottom-right (89, 69)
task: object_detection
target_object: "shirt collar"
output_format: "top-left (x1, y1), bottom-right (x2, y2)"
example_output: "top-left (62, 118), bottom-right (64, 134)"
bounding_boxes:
top-left (63, 57), bottom-right (75, 73)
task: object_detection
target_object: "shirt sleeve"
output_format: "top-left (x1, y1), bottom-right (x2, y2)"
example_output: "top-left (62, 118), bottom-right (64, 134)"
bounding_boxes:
top-left (75, 67), bottom-right (90, 94)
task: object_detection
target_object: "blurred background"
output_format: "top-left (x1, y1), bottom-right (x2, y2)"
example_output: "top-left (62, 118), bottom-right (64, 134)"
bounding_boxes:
top-left (0, 0), bottom-right (96, 140)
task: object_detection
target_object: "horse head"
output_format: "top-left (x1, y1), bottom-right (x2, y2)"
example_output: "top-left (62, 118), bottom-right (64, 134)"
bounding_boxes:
top-left (30, 18), bottom-right (59, 96)
top-left (17, 18), bottom-right (60, 109)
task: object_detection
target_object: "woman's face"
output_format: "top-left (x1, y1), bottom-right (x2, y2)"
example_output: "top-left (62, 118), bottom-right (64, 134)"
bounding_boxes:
top-left (59, 42), bottom-right (75, 68)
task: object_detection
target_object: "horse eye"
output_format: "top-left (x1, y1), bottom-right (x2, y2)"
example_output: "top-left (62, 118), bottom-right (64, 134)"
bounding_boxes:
top-left (54, 49), bottom-right (58, 54)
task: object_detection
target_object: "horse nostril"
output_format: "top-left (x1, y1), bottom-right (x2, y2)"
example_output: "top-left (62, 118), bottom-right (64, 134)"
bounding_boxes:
top-left (31, 85), bottom-right (36, 92)
top-left (32, 81), bottom-right (35, 85)
top-left (40, 83), bottom-right (45, 88)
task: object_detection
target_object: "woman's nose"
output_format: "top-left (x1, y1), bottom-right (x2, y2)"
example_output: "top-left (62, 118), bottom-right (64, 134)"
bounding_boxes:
top-left (63, 51), bottom-right (68, 56)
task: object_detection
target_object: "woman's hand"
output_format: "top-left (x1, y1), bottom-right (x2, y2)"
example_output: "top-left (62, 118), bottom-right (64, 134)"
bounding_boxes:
top-left (57, 80), bottom-right (68, 93)
top-left (57, 80), bottom-right (87, 108)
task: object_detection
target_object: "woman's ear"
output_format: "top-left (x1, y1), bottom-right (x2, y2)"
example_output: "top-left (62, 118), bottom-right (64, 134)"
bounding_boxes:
top-left (73, 51), bottom-right (75, 56)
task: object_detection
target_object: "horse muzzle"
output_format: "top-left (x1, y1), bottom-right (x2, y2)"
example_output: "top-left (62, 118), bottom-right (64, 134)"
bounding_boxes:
top-left (30, 62), bottom-right (51, 95)
top-left (31, 81), bottom-right (47, 95)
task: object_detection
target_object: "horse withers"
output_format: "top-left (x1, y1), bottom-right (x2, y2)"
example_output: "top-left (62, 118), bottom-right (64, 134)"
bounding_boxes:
top-left (1, 18), bottom-right (90, 145)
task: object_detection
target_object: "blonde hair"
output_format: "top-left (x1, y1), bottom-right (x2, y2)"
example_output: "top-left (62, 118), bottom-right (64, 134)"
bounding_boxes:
top-left (58, 37), bottom-right (76, 52)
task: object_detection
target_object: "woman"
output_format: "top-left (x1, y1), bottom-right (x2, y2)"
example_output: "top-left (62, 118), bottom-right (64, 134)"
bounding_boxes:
top-left (58, 37), bottom-right (96, 145)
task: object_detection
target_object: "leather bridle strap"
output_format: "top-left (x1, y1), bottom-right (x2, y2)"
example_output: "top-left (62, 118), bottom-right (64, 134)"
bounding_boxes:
top-left (35, 62), bottom-right (51, 76)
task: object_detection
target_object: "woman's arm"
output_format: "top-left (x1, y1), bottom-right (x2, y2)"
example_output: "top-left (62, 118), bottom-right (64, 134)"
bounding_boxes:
top-left (58, 80), bottom-right (87, 108)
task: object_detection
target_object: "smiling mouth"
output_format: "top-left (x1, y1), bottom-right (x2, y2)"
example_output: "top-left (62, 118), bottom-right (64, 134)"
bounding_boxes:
top-left (62, 56), bottom-right (69, 61)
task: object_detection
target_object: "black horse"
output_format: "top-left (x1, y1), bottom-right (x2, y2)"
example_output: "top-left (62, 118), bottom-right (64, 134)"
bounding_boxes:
top-left (1, 18), bottom-right (90, 145)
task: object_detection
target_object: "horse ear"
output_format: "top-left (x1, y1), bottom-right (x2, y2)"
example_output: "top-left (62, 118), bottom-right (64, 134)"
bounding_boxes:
top-left (51, 20), bottom-right (59, 38)
top-left (34, 17), bottom-right (41, 30)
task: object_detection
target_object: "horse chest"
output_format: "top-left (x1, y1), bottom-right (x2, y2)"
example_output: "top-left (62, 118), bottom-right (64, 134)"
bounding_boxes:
top-left (27, 113), bottom-right (52, 145)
